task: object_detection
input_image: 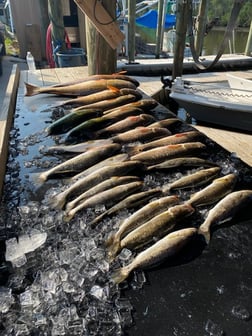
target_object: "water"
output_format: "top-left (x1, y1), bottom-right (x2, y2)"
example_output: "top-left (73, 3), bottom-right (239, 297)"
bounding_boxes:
top-left (203, 28), bottom-right (249, 55)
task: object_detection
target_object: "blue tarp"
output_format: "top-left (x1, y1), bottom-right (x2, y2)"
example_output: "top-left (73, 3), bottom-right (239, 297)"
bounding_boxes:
top-left (136, 9), bottom-right (176, 29)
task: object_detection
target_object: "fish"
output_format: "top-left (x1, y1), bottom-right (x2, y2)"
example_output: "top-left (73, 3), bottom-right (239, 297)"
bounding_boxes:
top-left (70, 153), bottom-right (129, 182)
top-left (41, 139), bottom-right (114, 155)
top-left (50, 160), bottom-right (144, 209)
top-left (46, 108), bottom-right (103, 135)
top-left (25, 78), bottom-right (137, 97)
top-left (112, 203), bottom-right (195, 258)
top-left (63, 116), bottom-right (113, 144)
top-left (33, 143), bottom-right (122, 183)
top-left (64, 107), bottom-right (145, 144)
top-left (49, 72), bottom-right (140, 88)
top-left (198, 189), bottom-right (252, 243)
top-left (106, 195), bottom-right (180, 257)
top-left (103, 98), bottom-right (158, 115)
top-left (111, 227), bottom-right (197, 284)
top-left (54, 86), bottom-right (128, 107)
top-left (65, 175), bottom-right (140, 212)
top-left (130, 142), bottom-right (206, 165)
top-left (71, 93), bottom-right (141, 113)
top-left (90, 187), bottom-right (163, 227)
top-left (147, 157), bottom-right (218, 171)
top-left (187, 173), bottom-right (237, 207)
top-left (162, 167), bottom-right (221, 193)
top-left (147, 118), bottom-right (182, 129)
top-left (64, 181), bottom-right (143, 222)
top-left (94, 114), bottom-right (156, 137)
top-left (128, 131), bottom-right (202, 155)
top-left (100, 106), bottom-right (144, 121)
top-left (111, 127), bottom-right (172, 144)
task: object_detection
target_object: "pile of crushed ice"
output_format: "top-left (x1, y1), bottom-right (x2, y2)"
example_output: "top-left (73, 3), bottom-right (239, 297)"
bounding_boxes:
top-left (0, 126), bottom-right (141, 336)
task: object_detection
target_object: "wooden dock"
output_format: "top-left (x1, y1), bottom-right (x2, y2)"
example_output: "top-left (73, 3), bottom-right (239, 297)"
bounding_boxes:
top-left (1, 64), bottom-right (252, 198)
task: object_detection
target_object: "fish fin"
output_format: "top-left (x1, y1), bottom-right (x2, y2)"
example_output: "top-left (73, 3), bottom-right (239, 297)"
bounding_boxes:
top-left (107, 86), bottom-right (121, 93)
top-left (113, 70), bottom-right (127, 75)
top-left (198, 226), bottom-right (211, 244)
top-left (24, 82), bottom-right (41, 96)
top-left (110, 266), bottom-right (130, 284)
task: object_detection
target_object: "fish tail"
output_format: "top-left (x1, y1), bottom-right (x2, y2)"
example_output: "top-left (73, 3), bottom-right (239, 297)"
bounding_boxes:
top-left (63, 211), bottom-right (74, 222)
top-left (24, 82), bottom-right (41, 96)
top-left (105, 232), bottom-right (117, 247)
top-left (29, 172), bottom-right (46, 186)
top-left (49, 192), bottom-right (66, 210)
top-left (161, 183), bottom-right (171, 194)
top-left (198, 226), bottom-right (211, 244)
top-left (90, 212), bottom-right (106, 228)
top-left (107, 239), bottom-right (121, 263)
top-left (127, 146), bottom-right (140, 157)
top-left (111, 266), bottom-right (130, 284)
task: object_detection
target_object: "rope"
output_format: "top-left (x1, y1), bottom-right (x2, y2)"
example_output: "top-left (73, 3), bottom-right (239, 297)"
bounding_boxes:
top-left (187, 0), bottom-right (247, 71)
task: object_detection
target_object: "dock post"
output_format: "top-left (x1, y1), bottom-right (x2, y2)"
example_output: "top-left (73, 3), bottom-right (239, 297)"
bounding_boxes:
top-left (172, 0), bottom-right (188, 79)
top-left (245, 20), bottom-right (252, 56)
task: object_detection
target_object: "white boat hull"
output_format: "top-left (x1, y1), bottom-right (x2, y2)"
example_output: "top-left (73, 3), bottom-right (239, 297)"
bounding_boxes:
top-left (170, 77), bottom-right (252, 132)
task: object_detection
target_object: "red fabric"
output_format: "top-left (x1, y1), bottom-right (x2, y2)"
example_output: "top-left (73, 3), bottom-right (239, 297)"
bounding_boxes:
top-left (46, 23), bottom-right (71, 68)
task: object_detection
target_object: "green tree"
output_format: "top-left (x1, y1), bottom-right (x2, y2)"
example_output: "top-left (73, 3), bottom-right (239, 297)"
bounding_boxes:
top-left (208, 0), bottom-right (252, 27)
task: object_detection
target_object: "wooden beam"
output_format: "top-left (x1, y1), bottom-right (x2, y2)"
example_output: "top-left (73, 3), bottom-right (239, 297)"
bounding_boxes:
top-left (0, 65), bottom-right (20, 199)
top-left (73, 0), bottom-right (124, 50)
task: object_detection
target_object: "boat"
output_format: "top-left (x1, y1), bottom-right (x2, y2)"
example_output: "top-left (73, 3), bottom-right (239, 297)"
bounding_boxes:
top-left (226, 73), bottom-right (252, 95)
top-left (169, 75), bottom-right (252, 132)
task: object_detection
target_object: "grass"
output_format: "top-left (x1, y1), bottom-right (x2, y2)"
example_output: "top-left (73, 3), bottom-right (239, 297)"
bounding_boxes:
top-left (5, 36), bottom-right (20, 56)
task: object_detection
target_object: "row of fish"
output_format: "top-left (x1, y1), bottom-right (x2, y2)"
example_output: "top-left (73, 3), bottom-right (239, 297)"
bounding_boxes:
top-left (25, 73), bottom-right (252, 285)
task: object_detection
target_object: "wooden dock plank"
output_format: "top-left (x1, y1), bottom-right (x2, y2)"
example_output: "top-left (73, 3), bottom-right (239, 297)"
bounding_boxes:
top-left (0, 65), bottom-right (20, 198)
top-left (194, 125), bottom-right (252, 167)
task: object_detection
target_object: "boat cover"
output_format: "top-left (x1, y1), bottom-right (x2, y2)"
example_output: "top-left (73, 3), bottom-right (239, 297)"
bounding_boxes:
top-left (136, 9), bottom-right (176, 29)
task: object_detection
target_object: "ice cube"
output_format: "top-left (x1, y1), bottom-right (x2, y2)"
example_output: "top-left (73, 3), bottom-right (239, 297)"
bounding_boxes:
top-left (231, 305), bottom-right (251, 321)
top-left (205, 319), bottom-right (224, 336)
top-left (0, 287), bottom-right (15, 313)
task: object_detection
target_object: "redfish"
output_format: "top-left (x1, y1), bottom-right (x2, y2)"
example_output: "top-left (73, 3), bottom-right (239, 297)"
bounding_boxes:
top-left (25, 78), bottom-right (137, 97)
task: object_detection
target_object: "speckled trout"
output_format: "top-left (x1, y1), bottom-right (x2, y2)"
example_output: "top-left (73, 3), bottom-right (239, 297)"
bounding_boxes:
top-left (106, 195), bottom-right (180, 257)
top-left (129, 131), bottom-right (201, 155)
top-left (162, 167), bottom-right (221, 193)
top-left (113, 203), bottom-right (195, 257)
top-left (64, 181), bottom-right (143, 222)
top-left (130, 142), bottom-right (206, 165)
top-left (147, 157), bottom-right (217, 170)
top-left (187, 173), bottom-right (237, 207)
top-left (51, 160), bottom-right (144, 209)
top-left (35, 143), bottom-right (121, 183)
top-left (65, 175), bottom-right (140, 212)
top-left (111, 228), bottom-right (197, 284)
top-left (198, 189), bottom-right (252, 243)
top-left (91, 188), bottom-right (162, 227)
top-left (41, 139), bottom-right (113, 155)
